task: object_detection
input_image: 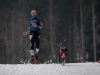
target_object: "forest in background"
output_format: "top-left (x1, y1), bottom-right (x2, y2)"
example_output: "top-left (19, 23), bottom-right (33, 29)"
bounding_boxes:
top-left (0, 0), bottom-right (100, 64)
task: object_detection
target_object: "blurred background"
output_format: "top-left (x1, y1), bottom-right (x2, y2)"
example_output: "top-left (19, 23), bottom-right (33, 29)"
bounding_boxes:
top-left (0, 0), bottom-right (100, 64)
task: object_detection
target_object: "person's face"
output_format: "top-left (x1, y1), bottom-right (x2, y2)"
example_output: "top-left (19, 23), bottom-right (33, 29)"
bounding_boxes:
top-left (31, 12), bottom-right (37, 17)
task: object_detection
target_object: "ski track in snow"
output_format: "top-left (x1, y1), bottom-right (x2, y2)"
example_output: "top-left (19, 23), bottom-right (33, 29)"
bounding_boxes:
top-left (0, 63), bottom-right (100, 75)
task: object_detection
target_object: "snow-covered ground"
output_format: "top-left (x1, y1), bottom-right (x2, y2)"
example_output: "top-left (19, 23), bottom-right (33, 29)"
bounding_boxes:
top-left (0, 63), bottom-right (100, 75)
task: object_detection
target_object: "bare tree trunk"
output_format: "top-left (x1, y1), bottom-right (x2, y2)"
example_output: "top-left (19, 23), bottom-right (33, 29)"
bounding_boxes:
top-left (4, 16), bottom-right (9, 63)
top-left (68, 16), bottom-right (72, 63)
top-left (11, 10), bottom-right (14, 64)
top-left (0, 10), bottom-right (10, 64)
top-left (49, 0), bottom-right (56, 61)
top-left (72, 0), bottom-right (77, 62)
top-left (80, 0), bottom-right (85, 62)
top-left (92, 0), bottom-right (96, 62)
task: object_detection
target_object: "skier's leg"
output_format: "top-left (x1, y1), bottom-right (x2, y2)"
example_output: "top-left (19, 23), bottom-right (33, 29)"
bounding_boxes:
top-left (35, 34), bottom-right (40, 53)
top-left (30, 36), bottom-right (36, 63)
top-left (29, 34), bottom-right (33, 40)
top-left (34, 37), bottom-right (39, 61)
top-left (30, 50), bottom-right (34, 56)
top-left (35, 37), bottom-right (40, 53)
top-left (30, 35), bottom-right (35, 56)
top-left (29, 34), bottom-right (32, 46)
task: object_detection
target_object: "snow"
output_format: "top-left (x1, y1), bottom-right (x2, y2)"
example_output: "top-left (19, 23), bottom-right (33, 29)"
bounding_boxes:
top-left (0, 63), bottom-right (100, 75)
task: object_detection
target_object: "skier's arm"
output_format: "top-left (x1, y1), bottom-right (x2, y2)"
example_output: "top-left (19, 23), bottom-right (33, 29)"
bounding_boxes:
top-left (33, 23), bottom-right (43, 29)
top-left (37, 19), bottom-right (43, 29)
top-left (33, 19), bottom-right (43, 29)
top-left (23, 27), bottom-right (30, 36)
top-left (37, 25), bottom-right (43, 29)
top-left (26, 27), bottom-right (30, 33)
top-left (26, 27), bottom-right (30, 36)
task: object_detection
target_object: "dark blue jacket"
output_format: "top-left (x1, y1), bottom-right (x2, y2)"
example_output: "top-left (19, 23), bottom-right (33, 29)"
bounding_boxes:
top-left (29, 17), bottom-right (43, 33)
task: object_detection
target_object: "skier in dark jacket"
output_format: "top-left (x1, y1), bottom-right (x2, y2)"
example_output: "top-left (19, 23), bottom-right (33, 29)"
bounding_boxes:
top-left (59, 46), bottom-right (68, 63)
top-left (23, 10), bottom-right (43, 63)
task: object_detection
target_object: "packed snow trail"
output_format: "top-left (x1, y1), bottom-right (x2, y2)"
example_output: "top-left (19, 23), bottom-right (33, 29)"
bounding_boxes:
top-left (0, 63), bottom-right (100, 75)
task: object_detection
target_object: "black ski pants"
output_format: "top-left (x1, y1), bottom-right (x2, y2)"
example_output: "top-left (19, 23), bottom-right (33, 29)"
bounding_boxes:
top-left (30, 32), bottom-right (40, 50)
